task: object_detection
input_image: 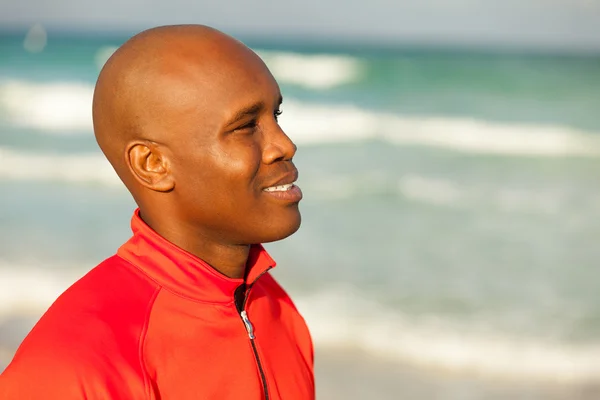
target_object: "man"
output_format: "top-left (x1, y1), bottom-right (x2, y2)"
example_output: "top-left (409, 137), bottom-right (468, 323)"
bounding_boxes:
top-left (0, 25), bottom-right (314, 399)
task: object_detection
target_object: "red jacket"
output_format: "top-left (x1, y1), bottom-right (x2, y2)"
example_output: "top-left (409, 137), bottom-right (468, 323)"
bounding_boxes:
top-left (0, 210), bottom-right (314, 399)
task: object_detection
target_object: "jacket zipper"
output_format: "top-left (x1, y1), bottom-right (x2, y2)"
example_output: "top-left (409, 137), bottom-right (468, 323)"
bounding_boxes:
top-left (235, 269), bottom-right (272, 400)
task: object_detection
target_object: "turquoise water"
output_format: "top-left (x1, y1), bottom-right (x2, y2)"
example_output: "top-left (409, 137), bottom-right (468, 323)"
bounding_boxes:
top-left (2, 32), bottom-right (600, 383)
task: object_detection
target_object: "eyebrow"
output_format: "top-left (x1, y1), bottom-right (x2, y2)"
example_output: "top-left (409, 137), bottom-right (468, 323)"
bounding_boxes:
top-left (227, 102), bottom-right (264, 126)
top-left (226, 96), bottom-right (284, 126)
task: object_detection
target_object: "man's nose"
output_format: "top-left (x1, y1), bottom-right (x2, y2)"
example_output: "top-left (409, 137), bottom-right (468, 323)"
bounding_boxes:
top-left (262, 126), bottom-right (297, 164)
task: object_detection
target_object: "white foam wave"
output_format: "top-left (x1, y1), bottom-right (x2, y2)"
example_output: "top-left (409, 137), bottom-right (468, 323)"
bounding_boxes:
top-left (0, 147), bottom-right (119, 186)
top-left (0, 80), bottom-right (93, 132)
top-left (256, 50), bottom-right (363, 89)
top-left (397, 175), bottom-right (563, 214)
top-left (294, 286), bottom-right (600, 384)
top-left (3, 79), bottom-right (600, 157)
top-left (303, 172), bottom-right (564, 214)
top-left (398, 175), bottom-right (464, 206)
top-left (280, 100), bottom-right (600, 156)
top-left (0, 266), bottom-right (80, 318)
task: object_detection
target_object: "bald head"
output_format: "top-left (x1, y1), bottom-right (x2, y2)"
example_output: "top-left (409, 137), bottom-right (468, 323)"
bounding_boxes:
top-left (92, 25), bottom-right (266, 195)
top-left (91, 25), bottom-right (301, 254)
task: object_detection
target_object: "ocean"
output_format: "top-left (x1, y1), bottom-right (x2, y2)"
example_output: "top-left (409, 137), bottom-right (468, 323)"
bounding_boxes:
top-left (1, 31), bottom-right (600, 398)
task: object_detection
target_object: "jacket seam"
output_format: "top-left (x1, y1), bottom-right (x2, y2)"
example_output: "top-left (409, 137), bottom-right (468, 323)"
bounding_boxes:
top-left (139, 286), bottom-right (161, 400)
top-left (117, 255), bottom-right (237, 306)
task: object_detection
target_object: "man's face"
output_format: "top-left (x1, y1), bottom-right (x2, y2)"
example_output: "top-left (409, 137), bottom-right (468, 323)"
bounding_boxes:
top-left (150, 42), bottom-right (302, 245)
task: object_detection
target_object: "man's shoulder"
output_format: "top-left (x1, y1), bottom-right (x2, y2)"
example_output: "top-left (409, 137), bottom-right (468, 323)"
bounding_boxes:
top-left (0, 255), bottom-right (159, 399)
top-left (1, 335), bottom-right (149, 400)
top-left (46, 254), bottom-right (160, 324)
top-left (34, 255), bottom-right (159, 340)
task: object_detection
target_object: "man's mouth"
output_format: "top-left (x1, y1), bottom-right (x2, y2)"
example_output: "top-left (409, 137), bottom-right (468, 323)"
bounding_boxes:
top-left (263, 183), bottom-right (294, 192)
top-left (261, 169), bottom-right (302, 202)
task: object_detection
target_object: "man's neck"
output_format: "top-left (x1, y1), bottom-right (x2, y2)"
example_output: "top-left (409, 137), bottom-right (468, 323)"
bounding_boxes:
top-left (139, 210), bottom-right (250, 279)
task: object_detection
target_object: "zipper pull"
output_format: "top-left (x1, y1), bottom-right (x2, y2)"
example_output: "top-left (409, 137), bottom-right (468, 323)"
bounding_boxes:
top-left (240, 310), bottom-right (255, 339)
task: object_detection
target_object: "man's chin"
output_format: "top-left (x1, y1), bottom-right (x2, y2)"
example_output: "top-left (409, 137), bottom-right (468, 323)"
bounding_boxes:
top-left (259, 213), bottom-right (302, 244)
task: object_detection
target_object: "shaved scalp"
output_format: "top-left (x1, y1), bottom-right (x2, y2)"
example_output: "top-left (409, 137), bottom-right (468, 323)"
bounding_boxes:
top-left (92, 25), bottom-right (258, 199)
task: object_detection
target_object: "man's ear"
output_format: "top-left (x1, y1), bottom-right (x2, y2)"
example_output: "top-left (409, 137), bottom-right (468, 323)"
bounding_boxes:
top-left (126, 140), bottom-right (175, 192)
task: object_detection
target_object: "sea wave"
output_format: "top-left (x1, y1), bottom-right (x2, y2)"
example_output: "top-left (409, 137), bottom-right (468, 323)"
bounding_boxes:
top-left (294, 286), bottom-right (600, 384)
top-left (1, 266), bottom-right (598, 383)
top-left (0, 147), bottom-right (118, 186)
top-left (303, 172), bottom-right (563, 214)
top-left (0, 265), bottom-right (82, 317)
top-left (0, 80), bottom-right (93, 132)
top-left (280, 100), bottom-right (600, 156)
top-left (2, 79), bottom-right (600, 156)
top-left (397, 174), bottom-right (564, 214)
top-left (255, 50), bottom-right (363, 89)
top-left (0, 147), bottom-right (586, 217)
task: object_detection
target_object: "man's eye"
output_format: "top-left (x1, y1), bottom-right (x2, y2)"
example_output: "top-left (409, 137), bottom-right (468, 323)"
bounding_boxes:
top-left (274, 109), bottom-right (283, 121)
top-left (237, 120), bottom-right (257, 131)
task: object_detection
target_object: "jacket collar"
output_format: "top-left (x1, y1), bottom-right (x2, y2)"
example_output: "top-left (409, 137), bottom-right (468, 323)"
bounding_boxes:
top-left (117, 209), bottom-right (276, 303)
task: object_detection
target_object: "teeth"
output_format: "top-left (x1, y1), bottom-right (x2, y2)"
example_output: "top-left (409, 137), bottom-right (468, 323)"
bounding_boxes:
top-left (264, 183), bottom-right (293, 192)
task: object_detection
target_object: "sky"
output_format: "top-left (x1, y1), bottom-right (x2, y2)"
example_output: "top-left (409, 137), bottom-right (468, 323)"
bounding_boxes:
top-left (2, 0), bottom-right (600, 51)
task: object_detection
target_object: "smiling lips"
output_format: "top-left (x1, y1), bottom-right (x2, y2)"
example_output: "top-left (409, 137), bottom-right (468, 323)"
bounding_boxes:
top-left (263, 182), bottom-right (303, 202)
top-left (263, 183), bottom-right (294, 192)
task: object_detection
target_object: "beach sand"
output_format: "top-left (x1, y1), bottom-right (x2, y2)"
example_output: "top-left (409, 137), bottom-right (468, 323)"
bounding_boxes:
top-left (315, 348), bottom-right (600, 400)
top-left (2, 315), bottom-right (599, 399)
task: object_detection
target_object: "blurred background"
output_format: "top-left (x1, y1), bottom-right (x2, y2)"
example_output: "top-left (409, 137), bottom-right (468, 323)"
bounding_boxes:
top-left (1, 1), bottom-right (600, 399)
